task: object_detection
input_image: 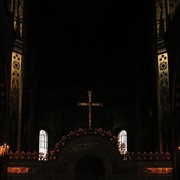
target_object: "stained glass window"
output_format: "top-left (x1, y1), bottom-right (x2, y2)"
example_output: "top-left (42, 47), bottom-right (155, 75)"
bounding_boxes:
top-left (118, 130), bottom-right (127, 154)
top-left (39, 130), bottom-right (48, 161)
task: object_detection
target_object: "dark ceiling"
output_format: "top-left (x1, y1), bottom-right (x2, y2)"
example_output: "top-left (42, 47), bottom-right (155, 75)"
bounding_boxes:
top-left (27, 0), bottom-right (151, 108)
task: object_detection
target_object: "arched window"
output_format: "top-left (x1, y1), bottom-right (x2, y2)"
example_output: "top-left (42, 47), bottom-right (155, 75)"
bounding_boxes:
top-left (39, 130), bottom-right (48, 161)
top-left (118, 130), bottom-right (127, 154)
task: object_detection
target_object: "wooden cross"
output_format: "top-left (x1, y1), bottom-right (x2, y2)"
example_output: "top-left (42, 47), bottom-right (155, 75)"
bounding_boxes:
top-left (77, 90), bottom-right (103, 129)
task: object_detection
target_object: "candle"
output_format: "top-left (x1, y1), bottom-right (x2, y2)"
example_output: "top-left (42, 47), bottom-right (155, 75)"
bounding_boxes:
top-left (6, 145), bottom-right (9, 154)
top-left (0, 143), bottom-right (10, 156)
top-left (0, 146), bottom-right (2, 156)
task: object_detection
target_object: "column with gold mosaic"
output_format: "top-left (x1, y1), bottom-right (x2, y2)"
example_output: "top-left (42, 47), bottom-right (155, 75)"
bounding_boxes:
top-left (9, 0), bottom-right (26, 151)
top-left (154, 0), bottom-right (170, 152)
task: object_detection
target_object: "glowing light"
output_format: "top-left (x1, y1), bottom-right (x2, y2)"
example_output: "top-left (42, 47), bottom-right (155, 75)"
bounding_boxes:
top-left (7, 167), bottom-right (30, 174)
top-left (145, 167), bottom-right (172, 174)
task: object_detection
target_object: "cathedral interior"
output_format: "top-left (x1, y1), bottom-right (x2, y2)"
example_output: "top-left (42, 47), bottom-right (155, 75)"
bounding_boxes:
top-left (0, 0), bottom-right (180, 179)
top-left (28, 0), bottom-right (152, 151)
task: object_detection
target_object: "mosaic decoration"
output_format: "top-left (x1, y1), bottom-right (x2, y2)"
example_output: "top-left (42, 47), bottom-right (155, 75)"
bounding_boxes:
top-left (9, 0), bottom-right (25, 150)
top-left (10, 52), bottom-right (22, 115)
top-left (154, 0), bottom-right (170, 152)
top-left (10, 52), bottom-right (23, 150)
top-left (13, 0), bottom-right (24, 37)
top-left (155, 0), bottom-right (168, 39)
top-left (157, 53), bottom-right (170, 112)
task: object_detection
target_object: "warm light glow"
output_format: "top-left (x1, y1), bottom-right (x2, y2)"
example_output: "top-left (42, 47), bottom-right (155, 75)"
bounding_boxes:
top-left (7, 167), bottom-right (30, 174)
top-left (145, 167), bottom-right (172, 174)
top-left (0, 143), bottom-right (9, 156)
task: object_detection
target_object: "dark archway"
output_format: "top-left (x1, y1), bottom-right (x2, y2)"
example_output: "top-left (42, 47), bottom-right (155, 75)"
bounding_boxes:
top-left (55, 130), bottom-right (121, 179)
top-left (75, 155), bottom-right (105, 180)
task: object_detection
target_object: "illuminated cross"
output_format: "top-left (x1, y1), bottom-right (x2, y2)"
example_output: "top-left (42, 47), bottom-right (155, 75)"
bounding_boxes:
top-left (77, 90), bottom-right (103, 129)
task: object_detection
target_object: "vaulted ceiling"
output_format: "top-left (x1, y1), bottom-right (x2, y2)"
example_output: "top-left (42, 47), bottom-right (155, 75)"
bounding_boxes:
top-left (27, 1), bottom-right (151, 108)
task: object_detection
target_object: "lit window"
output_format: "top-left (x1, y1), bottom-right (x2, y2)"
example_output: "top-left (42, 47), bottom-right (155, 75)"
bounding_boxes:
top-left (39, 130), bottom-right (48, 161)
top-left (118, 130), bottom-right (127, 154)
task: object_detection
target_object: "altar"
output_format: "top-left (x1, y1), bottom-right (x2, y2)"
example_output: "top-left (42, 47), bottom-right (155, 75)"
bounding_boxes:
top-left (2, 128), bottom-right (173, 180)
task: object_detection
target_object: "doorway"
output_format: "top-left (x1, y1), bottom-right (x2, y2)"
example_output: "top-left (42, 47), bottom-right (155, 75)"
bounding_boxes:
top-left (75, 155), bottom-right (105, 180)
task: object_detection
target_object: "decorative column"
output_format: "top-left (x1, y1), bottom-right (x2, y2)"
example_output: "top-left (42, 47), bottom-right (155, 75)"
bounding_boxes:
top-left (153, 0), bottom-right (170, 153)
top-left (9, 0), bottom-right (26, 151)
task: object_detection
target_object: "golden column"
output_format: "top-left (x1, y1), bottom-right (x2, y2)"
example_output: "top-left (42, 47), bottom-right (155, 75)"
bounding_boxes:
top-left (9, 0), bottom-right (26, 151)
top-left (153, 0), bottom-right (170, 153)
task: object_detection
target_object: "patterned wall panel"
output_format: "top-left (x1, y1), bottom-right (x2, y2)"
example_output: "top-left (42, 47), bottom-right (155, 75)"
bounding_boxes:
top-left (10, 51), bottom-right (23, 150)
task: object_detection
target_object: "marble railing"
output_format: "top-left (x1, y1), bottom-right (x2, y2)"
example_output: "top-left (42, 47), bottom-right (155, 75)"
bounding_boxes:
top-left (6, 150), bottom-right (171, 161)
top-left (122, 151), bottom-right (171, 161)
top-left (5, 128), bottom-right (171, 161)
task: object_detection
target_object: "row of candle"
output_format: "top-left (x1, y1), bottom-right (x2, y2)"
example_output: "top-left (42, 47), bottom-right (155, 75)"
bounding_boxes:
top-left (0, 143), bottom-right (9, 156)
